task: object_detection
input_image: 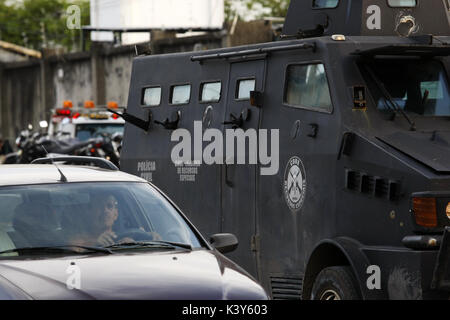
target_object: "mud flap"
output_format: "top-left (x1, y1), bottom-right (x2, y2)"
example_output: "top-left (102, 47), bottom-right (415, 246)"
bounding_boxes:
top-left (431, 227), bottom-right (450, 291)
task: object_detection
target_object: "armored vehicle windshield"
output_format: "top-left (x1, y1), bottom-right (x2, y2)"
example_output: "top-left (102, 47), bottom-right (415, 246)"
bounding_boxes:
top-left (361, 58), bottom-right (450, 117)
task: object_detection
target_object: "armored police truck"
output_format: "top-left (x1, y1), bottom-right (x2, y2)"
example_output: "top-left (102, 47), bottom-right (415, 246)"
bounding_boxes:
top-left (119, 0), bottom-right (450, 300)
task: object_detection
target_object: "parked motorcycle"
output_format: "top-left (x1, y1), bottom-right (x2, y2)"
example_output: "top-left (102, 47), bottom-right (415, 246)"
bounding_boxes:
top-left (1, 130), bottom-right (30, 164)
top-left (77, 132), bottom-right (121, 168)
top-left (4, 130), bottom-right (92, 164)
top-left (3, 123), bottom-right (122, 167)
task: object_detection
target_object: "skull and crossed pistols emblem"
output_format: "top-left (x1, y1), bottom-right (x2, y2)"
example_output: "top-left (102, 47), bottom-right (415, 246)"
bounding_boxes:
top-left (284, 157), bottom-right (306, 211)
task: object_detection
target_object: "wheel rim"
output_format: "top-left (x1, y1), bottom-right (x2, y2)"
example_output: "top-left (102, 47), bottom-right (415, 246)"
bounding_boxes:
top-left (320, 289), bottom-right (342, 300)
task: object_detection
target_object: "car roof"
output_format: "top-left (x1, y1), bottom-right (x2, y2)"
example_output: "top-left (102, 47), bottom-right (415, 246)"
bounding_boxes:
top-left (0, 165), bottom-right (146, 187)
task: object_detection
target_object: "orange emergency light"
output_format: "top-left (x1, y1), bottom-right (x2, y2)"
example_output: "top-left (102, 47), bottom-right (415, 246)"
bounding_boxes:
top-left (84, 101), bottom-right (95, 109)
top-left (107, 101), bottom-right (119, 109)
top-left (63, 100), bottom-right (73, 109)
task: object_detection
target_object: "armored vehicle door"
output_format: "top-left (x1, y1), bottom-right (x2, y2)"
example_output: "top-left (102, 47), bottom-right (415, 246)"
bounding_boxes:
top-left (221, 59), bottom-right (265, 278)
top-left (257, 55), bottom-right (341, 297)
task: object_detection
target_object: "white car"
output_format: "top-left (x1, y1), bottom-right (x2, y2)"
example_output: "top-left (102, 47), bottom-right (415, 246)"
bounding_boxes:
top-left (48, 101), bottom-right (125, 142)
top-left (0, 157), bottom-right (268, 300)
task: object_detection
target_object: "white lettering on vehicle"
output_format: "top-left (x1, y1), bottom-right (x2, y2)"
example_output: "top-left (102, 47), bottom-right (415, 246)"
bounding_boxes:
top-left (137, 160), bottom-right (156, 182)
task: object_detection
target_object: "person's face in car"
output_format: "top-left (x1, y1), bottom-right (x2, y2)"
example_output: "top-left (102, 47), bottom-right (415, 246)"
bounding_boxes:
top-left (94, 196), bottom-right (119, 232)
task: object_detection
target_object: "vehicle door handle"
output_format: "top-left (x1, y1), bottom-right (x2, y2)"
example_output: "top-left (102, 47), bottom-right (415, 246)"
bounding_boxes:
top-left (307, 123), bottom-right (318, 138)
top-left (337, 132), bottom-right (355, 160)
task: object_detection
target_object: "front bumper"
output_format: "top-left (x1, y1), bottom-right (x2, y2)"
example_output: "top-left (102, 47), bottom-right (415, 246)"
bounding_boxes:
top-left (431, 226), bottom-right (450, 291)
top-left (362, 227), bottom-right (450, 299)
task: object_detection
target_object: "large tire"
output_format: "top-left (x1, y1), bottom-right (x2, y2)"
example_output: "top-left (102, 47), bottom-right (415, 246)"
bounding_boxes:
top-left (311, 266), bottom-right (361, 300)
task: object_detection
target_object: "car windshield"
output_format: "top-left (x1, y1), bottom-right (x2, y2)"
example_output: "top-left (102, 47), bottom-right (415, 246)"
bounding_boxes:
top-left (75, 124), bottom-right (124, 141)
top-left (0, 182), bottom-right (202, 257)
top-left (362, 59), bottom-right (450, 117)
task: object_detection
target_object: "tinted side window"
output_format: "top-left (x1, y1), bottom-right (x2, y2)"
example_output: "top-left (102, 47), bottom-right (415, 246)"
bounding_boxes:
top-left (170, 84), bottom-right (191, 105)
top-left (313, 0), bottom-right (339, 8)
top-left (142, 87), bottom-right (161, 107)
top-left (200, 82), bottom-right (221, 103)
top-left (236, 79), bottom-right (255, 100)
top-left (284, 64), bottom-right (332, 112)
top-left (387, 0), bottom-right (417, 7)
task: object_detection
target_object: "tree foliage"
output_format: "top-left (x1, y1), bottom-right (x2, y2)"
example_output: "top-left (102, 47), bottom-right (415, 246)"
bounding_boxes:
top-left (0, 0), bottom-right (291, 50)
top-left (225, 0), bottom-right (290, 21)
top-left (0, 0), bottom-right (90, 52)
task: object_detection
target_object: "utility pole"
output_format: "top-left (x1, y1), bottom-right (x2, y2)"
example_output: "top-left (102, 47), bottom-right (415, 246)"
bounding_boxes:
top-left (40, 22), bottom-right (47, 49)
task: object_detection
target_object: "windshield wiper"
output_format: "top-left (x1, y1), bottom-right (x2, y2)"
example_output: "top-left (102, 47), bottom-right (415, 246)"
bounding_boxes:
top-left (154, 240), bottom-right (192, 250)
top-left (0, 245), bottom-right (113, 256)
top-left (105, 240), bottom-right (192, 251)
top-left (364, 64), bottom-right (416, 131)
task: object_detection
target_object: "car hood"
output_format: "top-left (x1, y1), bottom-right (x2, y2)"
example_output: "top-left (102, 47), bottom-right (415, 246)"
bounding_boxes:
top-left (0, 250), bottom-right (267, 300)
top-left (377, 130), bottom-right (450, 174)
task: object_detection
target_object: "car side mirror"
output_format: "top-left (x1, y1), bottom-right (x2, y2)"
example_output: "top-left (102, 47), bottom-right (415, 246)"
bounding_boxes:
top-left (210, 233), bottom-right (238, 254)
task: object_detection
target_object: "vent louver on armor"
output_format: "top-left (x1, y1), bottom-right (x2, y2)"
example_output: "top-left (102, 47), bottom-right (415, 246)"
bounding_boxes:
top-left (270, 276), bottom-right (303, 300)
top-left (345, 169), bottom-right (400, 201)
top-left (375, 178), bottom-right (389, 198)
top-left (345, 170), bottom-right (361, 191)
top-left (361, 174), bottom-right (375, 194)
top-left (388, 180), bottom-right (400, 201)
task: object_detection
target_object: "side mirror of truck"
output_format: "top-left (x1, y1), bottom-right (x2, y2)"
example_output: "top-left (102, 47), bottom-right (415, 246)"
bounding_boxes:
top-left (210, 233), bottom-right (239, 254)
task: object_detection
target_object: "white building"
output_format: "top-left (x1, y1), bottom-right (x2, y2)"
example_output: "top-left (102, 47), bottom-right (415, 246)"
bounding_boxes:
top-left (90, 0), bottom-right (225, 44)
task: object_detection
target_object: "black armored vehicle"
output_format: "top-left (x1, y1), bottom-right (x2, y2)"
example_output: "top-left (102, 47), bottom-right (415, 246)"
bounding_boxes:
top-left (120, 0), bottom-right (450, 299)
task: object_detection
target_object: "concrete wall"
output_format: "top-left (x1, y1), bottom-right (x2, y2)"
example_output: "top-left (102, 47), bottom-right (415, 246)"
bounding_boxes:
top-left (103, 51), bottom-right (139, 107)
top-left (0, 49), bottom-right (27, 63)
top-left (0, 63), bottom-right (42, 137)
top-left (53, 57), bottom-right (93, 109)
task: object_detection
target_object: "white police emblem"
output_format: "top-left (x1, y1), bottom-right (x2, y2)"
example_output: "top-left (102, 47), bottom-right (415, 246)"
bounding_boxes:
top-left (283, 156), bottom-right (307, 212)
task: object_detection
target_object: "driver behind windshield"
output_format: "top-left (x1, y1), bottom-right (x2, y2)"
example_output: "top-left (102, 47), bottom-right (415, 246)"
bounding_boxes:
top-left (68, 194), bottom-right (130, 247)
top-left (67, 193), bottom-right (160, 248)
